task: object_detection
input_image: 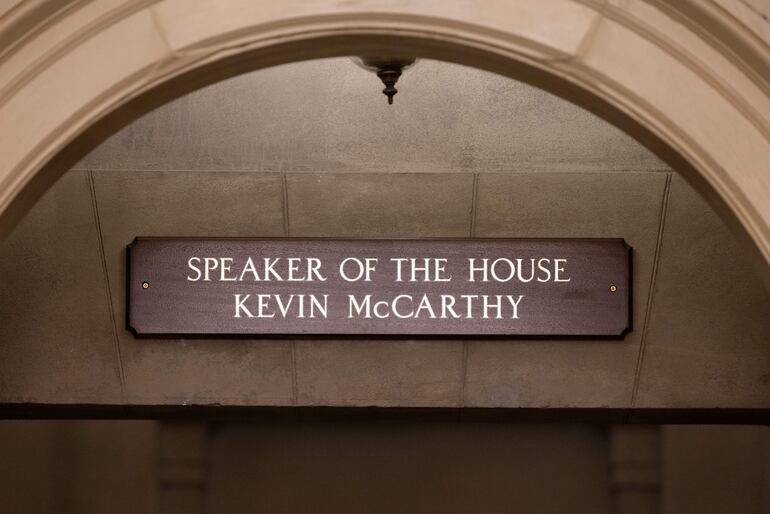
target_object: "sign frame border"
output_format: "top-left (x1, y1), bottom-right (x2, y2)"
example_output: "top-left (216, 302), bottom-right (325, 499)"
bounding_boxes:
top-left (126, 237), bottom-right (633, 340)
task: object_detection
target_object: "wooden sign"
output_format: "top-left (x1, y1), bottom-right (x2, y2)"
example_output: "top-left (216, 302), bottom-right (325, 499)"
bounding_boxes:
top-left (127, 238), bottom-right (631, 337)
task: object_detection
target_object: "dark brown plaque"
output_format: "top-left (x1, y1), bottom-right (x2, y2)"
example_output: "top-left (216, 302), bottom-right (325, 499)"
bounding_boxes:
top-left (127, 238), bottom-right (631, 337)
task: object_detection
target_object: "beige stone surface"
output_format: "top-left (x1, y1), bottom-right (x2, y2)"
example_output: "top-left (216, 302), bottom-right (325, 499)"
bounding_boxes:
top-left (0, 171), bottom-right (122, 403)
top-left (0, 0), bottom-right (130, 94)
top-left (464, 172), bottom-right (667, 408)
top-left (75, 59), bottom-right (664, 174)
top-left (2, 168), bottom-right (766, 409)
top-left (618, 0), bottom-right (770, 125)
top-left (91, 170), bottom-right (294, 405)
top-left (152, 0), bottom-right (598, 57)
top-left (1, 0), bottom-right (769, 284)
top-left (577, 16), bottom-right (770, 270)
top-left (287, 173), bottom-right (474, 237)
top-left (635, 174), bottom-right (770, 407)
top-left (287, 171), bottom-right (473, 406)
top-left (295, 340), bottom-right (464, 407)
top-left (0, 8), bottom-right (171, 220)
top-left (713, 0), bottom-right (770, 43)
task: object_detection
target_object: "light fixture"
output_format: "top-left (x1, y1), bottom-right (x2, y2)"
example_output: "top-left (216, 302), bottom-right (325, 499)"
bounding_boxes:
top-left (351, 56), bottom-right (417, 105)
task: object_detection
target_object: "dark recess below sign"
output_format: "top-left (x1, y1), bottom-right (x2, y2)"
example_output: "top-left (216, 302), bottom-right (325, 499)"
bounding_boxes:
top-left (128, 238), bottom-right (631, 338)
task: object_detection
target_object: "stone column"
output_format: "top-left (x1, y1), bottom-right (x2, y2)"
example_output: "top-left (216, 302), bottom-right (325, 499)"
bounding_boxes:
top-left (609, 425), bottom-right (661, 514)
top-left (157, 422), bottom-right (210, 514)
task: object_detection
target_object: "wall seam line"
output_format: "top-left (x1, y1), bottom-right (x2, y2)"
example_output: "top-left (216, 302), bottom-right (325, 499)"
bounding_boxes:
top-left (469, 172), bottom-right (479, 237)
top-left (460, 173), bottom-right (479, 407)
top-left (282, 172), bottom-right (299, 405)
top-left (630, 171), bottom-right (672, 407)
top-left (282, 173), bottom-right (290, 237)
top-left (87, 169), bottom-right (126, 394)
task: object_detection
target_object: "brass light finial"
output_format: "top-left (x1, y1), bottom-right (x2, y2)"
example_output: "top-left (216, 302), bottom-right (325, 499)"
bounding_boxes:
top-left (351, 56), bottom-right (417, 105)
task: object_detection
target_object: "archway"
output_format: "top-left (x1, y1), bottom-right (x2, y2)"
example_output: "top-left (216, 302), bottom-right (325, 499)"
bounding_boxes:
top-left (2, 5), bottom-right (769, 510)
top-left (1, 0), bottom-right (769, 286)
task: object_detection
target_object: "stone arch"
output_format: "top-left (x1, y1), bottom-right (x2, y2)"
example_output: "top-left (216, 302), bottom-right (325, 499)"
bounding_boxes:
top-left (0, 0), bottom-right (769, 283)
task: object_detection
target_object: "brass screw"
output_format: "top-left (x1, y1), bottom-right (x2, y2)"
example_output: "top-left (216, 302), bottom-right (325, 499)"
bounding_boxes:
top-left (609, 285), bottom-right (617, 293)
top-left (142, 281), bottom-right (150, 290)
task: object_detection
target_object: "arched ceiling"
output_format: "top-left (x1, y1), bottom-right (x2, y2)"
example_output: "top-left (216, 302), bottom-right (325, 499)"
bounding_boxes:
top-left (76, 58), bottom-right (665, 174)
